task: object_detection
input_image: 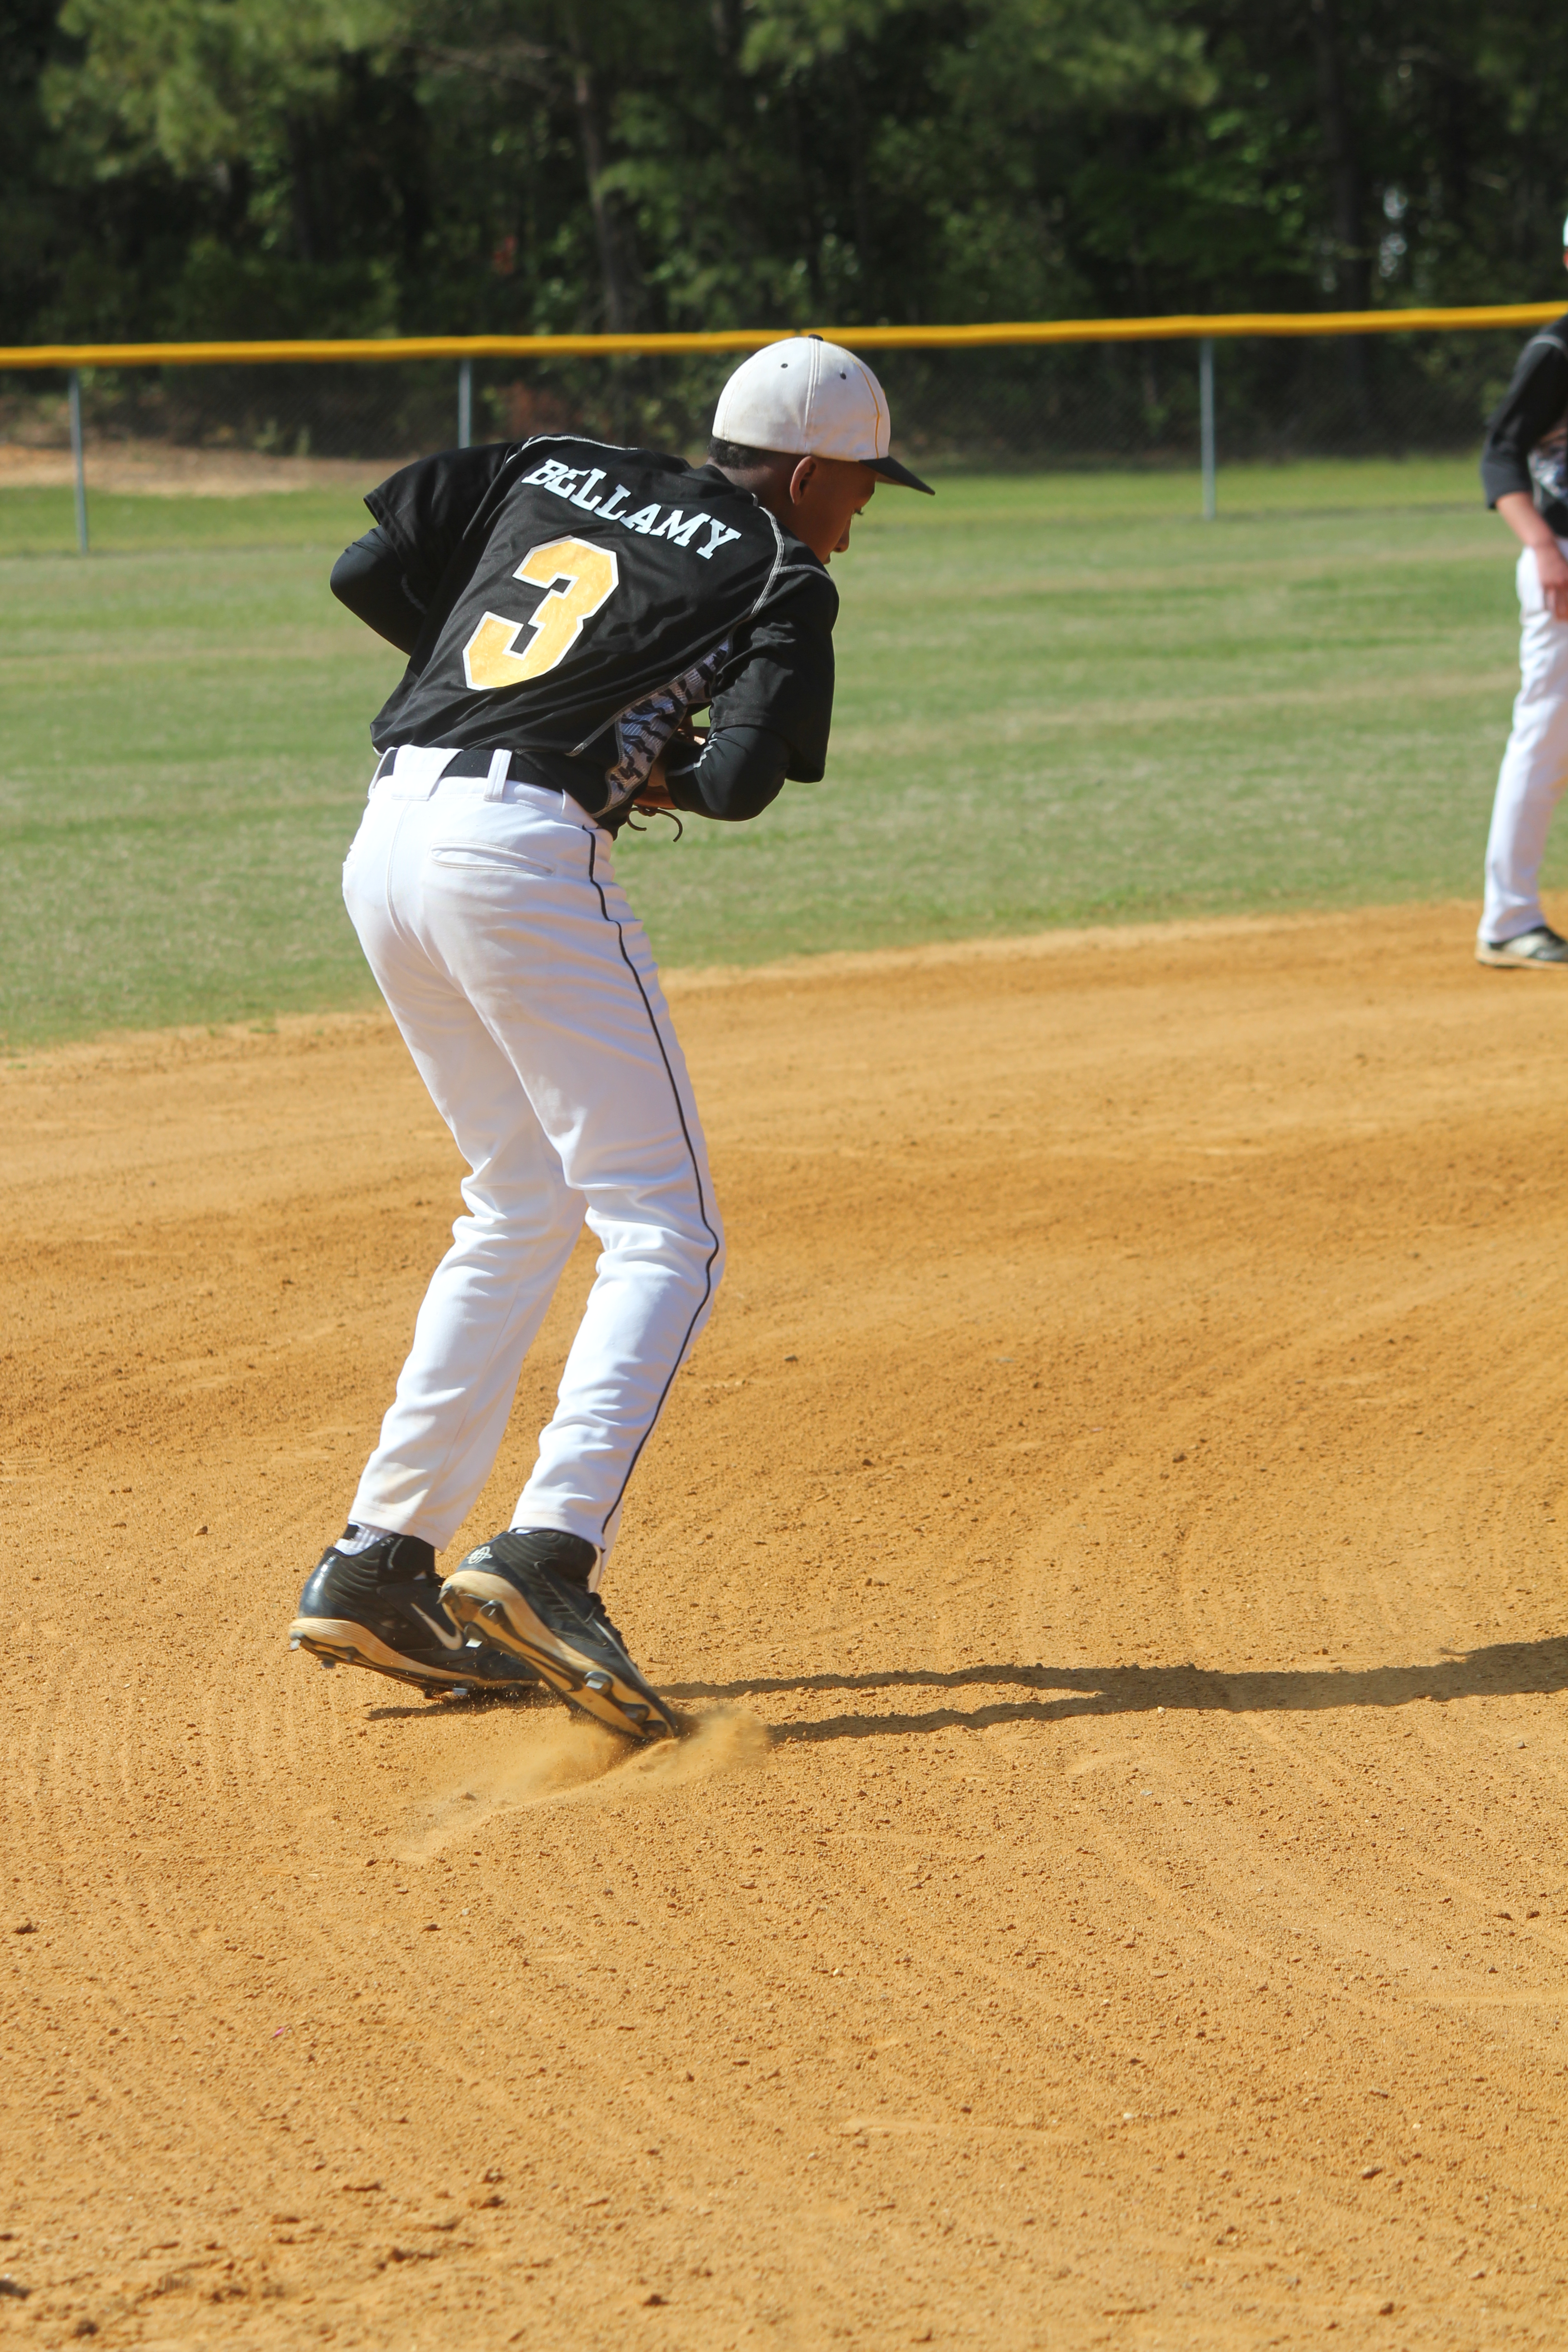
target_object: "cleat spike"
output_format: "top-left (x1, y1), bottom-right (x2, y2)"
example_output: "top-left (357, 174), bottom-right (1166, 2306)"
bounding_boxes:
top-left (583, 1671), bottom-right (612, 1693)
top-left (318, 1655), bottom-right (337, 1670)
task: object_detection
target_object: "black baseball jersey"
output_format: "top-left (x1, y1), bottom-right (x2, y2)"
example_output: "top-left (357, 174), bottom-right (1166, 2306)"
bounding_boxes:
top-left (363, 437), bottom-right (838, 820)
top-left (1482, 313), bottom-right (1568, 534)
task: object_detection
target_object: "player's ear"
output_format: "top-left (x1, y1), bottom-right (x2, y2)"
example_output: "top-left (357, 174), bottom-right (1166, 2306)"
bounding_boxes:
top-left (787, 455), bottom-right (818, 507)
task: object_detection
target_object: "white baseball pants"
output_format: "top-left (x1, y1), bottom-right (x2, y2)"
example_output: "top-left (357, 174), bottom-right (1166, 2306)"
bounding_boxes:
top-left (1481, 540), bottom-right (1568, 944)
top-left (340, 756), bottom-right (723, 1568)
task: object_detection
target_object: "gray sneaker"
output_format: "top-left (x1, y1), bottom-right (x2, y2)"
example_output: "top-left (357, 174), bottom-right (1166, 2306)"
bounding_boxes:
top-left (1476, 925), bottom-right (1568, 967)
top-left (441, 1529), bottom-right (678, 1742)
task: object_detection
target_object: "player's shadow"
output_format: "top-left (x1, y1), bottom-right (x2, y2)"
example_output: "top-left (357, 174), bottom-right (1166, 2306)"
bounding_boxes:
top-left (362, 1689), bottom-right (550, 1722)
top-left (664, 1635), bottom-right (1568, 1744)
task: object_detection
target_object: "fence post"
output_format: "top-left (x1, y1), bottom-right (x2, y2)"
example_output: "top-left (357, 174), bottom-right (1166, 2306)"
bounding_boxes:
top-left (1199, 337), bottom-right (1216, 522)
top-left (68, 368), bottom-right (88, 553)
top-left (457, 358), bottom-right (473, 450)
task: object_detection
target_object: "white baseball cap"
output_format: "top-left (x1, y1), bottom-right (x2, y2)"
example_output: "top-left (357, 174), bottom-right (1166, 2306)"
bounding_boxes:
top-left (713, 335), bottom-right (934, 493)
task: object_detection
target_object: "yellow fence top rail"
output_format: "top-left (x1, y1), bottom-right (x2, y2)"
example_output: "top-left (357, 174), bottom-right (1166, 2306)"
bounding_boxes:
top-left (0, 304), bottom-right (1562, 369)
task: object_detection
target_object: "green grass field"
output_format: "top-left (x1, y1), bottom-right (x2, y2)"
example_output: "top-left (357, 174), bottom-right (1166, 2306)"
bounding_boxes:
top-left (0, 458), bottom-right (1534, 1048)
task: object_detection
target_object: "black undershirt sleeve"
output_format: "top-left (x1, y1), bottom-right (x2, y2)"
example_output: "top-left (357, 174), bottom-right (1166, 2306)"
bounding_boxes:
top-left (1481, 331), bottom-right (1568, 510)
top-left (662, 726), bottom-right (791, 823)
top-left (330, 527), bottom-right (426, 656)
top-left (705, 559), bottom-right (838, 782)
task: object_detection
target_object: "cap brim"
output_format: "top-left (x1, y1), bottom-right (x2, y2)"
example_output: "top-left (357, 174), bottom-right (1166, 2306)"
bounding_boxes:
top-left (866, 453), bottom-right (935, 495)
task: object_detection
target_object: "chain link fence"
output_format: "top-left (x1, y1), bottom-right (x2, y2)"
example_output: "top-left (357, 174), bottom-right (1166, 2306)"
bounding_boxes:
top-left (0, 325), bottom-right (1534, 515)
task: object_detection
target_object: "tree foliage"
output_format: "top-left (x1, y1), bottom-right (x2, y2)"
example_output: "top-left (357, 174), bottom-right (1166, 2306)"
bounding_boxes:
top-left (4, 0), bottom-right (1568, 344)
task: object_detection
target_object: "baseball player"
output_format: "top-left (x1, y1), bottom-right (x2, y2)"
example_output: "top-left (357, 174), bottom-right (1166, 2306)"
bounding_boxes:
top-left (1478, 222), bottom-right (1568, 966)
top-left (289, 336), bottom-right (932, 1737)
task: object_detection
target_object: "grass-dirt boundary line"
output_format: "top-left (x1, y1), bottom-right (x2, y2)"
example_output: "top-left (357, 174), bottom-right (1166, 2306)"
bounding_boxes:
top-left (0, 901), bottom-right (1484, 1077)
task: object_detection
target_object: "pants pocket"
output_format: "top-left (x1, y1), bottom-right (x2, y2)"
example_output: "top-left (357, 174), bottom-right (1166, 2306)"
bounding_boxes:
top-left (428, 844), bottom-right (557, 880)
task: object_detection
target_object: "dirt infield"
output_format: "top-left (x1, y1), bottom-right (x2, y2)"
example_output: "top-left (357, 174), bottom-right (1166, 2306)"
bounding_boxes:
top-left (5, 902), bottom-right (1568, 2350)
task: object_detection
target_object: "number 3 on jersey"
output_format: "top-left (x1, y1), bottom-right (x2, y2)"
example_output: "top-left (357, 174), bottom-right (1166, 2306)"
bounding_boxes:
top-left (462, 537), bottom-right (619, 691)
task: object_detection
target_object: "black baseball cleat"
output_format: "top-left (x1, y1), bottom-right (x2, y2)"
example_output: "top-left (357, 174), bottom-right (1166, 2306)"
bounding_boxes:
top-left (289, 1527), bottom-right (544, 1699)
top-left (440, 1529), bottom-right (679, 1742)
top-left (1476, 924), bottom-right (1568, 968)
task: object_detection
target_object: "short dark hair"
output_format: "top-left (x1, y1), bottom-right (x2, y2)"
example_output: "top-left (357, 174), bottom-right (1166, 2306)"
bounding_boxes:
top-left (708, 436), bottom-right (781, 471)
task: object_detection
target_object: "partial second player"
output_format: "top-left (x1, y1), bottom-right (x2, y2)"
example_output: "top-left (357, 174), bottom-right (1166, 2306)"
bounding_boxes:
top-left (1479, 217), bottom-right (1568, 967)
top-left (289, 337), bottom-right (932, 1736)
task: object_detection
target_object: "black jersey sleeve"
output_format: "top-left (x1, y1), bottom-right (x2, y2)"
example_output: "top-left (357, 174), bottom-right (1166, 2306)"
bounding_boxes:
top-left (1481, 323), bottom-right (1568, 513)
top-left (706, 558), bottom-right (838, 782)
top-left (363, 443), bottom-right (519, 605)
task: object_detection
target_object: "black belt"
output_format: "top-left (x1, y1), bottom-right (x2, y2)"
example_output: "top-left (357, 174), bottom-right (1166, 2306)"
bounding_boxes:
top-left (372, 745), bottom-right (538, 787)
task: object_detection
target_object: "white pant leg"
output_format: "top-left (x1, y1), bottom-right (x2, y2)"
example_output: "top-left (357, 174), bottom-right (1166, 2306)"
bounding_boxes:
top-left (1481, 542), bottom-right (1568, 943)
top-left (343, 790), bottom-right (587, 1548)
top-left (342, 778), bottom-right (722, 1564)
